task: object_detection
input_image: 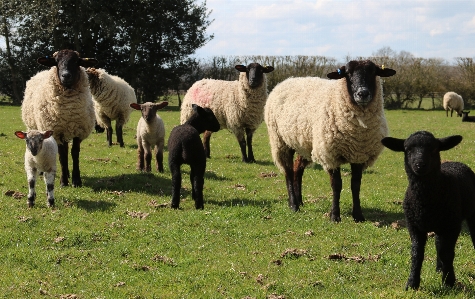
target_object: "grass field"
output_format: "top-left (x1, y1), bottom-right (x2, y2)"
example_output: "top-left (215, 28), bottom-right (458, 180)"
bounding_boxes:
top-left (1, 103), bottom-right (475, 298)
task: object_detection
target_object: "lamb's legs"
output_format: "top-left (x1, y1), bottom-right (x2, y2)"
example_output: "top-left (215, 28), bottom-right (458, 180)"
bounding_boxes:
top-left (137, 143), bottom-right (145, 171)
top-left (190, 167), bottom-right (205, 209)
top-left (27, 168), bottom-right (37, 207)
top-left (43, 171), bottom-right (55, 207)
top-left (106, 127), bottom-right (113, 146)
top-left (155, 142), bottom-right (164, 173)
top-left (202, 131), bottom-right (212, 158)
top-left (58, 142), bottom-right (70, 187)
top-left (329, 167), bottom-right (342, 222)
top-left (245, 128), bottom-right (256, 163)
top-left (170, 163), bottom-right (182, 209)
top-left (71, 137), bottom-right (82, 187)
top-left (406, 228), bottom-right (427, 290)
top-left (350, 163), bottom-right (365, 222)
top-left (436, 233), bottom-right (459, 287)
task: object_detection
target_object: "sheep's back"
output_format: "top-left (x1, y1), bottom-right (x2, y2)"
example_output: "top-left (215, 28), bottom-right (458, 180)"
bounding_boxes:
top-left (168, 124), bottom-right (205, 165)
top-left (441, 162), bottom-right (475, 216)
top-left (180, 79), bottom-right (239, 129)
top-left (443, 92), bottom-right (464, 111)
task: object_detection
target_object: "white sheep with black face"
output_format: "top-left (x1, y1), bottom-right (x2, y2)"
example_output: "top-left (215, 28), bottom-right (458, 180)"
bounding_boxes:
top-left (15, 130), bottom-right (57, 208)
top-left (443, 91), bottom-right (464, 117)
top-left (265, 60), bottom-right (396, 222)
top-left (21, 49), bottom-right (98, 187)
top-left (180, 63), bottom-right (274, 163)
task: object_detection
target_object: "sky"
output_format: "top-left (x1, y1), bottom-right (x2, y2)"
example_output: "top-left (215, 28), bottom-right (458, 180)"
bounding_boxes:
top-left (193, 0), bottom-right (475, 64)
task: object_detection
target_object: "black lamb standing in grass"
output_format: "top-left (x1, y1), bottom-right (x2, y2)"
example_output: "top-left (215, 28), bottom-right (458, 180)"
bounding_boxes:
top-left (168, 104), bottom-right (220, 209)
top-left (381, 131), bottom-right (475, 290)
top-left (461, 111), bottom-right (475, 122)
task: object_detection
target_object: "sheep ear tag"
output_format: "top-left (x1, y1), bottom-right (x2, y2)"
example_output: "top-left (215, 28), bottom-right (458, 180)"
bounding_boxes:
top-left (327, 67), bottom-right (346, 80)
top-left (381, 137), bottom-right (405, 152)
top-left (14, 131), bottom-right (27, 140)
top-left (377, 67), bottom-right (396, 77)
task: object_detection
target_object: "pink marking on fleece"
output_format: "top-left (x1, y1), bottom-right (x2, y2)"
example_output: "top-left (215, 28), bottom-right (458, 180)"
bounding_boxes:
top-left (190, 84), bottom-right (213, 107)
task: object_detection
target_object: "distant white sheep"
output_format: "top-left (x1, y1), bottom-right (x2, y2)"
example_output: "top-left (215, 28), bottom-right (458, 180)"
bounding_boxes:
top-left (443, 92), bottom-right (464, 117)
top-left (86, 68), bottom-right (136, 147)
top-left (130, 102), bottom-right (168, 172)
top-left (21, 49), bottom-right (98, 187)
top-left (265, 60), bottom-right (396, 222)
top-left (180, 63), bottom-right (274, 162)
top-left (15, 130), bottom-right (57, 208)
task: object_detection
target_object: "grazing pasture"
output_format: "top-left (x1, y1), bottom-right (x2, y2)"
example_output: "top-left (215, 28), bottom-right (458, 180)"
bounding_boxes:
top-left (1, 103), bottom-right (475, 298)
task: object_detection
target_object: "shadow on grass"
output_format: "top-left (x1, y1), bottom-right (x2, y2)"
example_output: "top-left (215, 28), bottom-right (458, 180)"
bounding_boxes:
top-left (83, 172), bottom-right (172, 196)
top-left (206, 196), bottom-right (281, 209)
top-left (75, 199), bottom-right (117, 212)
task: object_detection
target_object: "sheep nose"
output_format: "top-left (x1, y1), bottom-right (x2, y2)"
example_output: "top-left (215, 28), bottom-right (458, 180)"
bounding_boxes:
top-left (62, 73), bottom-right (72, 80)
top-left (357, 89), bottom-right (369, 98)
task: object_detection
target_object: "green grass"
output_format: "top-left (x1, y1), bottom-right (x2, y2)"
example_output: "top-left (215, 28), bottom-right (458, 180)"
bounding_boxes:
top-left (2, 103), bottom-right (475, 298)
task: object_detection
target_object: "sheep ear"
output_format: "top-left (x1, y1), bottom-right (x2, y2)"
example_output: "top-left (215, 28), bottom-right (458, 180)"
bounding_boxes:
top-left (156, 101), bottom-right (168, 109)
top-left (192, 104), bottom-right (204, 114)
top-left (14, 131), bottom-right (27, 140)
top-left (327, 66), bottom-right (346, 80)
top-left (79, 58), bottom-right (98, 68)
top-left (263, 66), bottom-right (274, 73)
top-left (43, 130), bottom-right (54, 139)
top-left (235, 65), bottom-right (247, 72)
top-left (37, 56), bottom-right (57, 67)
top-left (377, 67), bottom-right (396, 77)
top-left (381, 137), bottom-right (405, 152)
top-left (438, 135), bottom-right (463, 151)
top-left (130, 103), bottom-right (141, 110)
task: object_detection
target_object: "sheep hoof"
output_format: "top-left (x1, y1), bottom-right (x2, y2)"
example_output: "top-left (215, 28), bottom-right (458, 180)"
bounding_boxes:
top-left (27, 201), bottom-right (35, 208)
top-left (289, 204), bottom-right (300, 212)
top-left (353, 216), bottom-right (366, 223)
top-left (330, 214), bottom-right (341, 222)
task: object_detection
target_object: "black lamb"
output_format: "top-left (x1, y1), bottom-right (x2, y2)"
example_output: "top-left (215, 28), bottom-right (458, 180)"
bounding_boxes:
top-left (168, 104), bottom-right (220, 209)
top-left (461, 111), bottom-right (475, 122)
top-left (381, 131), bottom-right (475, 290)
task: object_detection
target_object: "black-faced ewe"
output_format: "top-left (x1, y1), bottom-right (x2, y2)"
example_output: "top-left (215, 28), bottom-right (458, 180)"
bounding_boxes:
top-left (265, 60), bottom-right (396, 221)
top-left (130, 102), bottom-right (168, 172)
top-left (461, 111), bottom-right (475, 122)
top-left (381, 131), bottom-right (475, 290)
top-left (168, 104), bottom-right (220, 209)
top-left (86, 68), bottom-right (137, 147)
top-left (15, 130), bottom-right (57, 208)
top-left (180, 63), bottom-right (274, 163)
top-left (21, 49), bottom-right (98, 187)
top-left (443, 91), bottom-right (464, 117)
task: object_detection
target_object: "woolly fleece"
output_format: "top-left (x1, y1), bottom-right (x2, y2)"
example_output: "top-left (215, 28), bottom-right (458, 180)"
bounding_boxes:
top-left (22, 67), bottom-right (95, 144)
top-left (443, 91), bottom-right (464, 116)
top-left (265, 76), bottom-right (388, 172)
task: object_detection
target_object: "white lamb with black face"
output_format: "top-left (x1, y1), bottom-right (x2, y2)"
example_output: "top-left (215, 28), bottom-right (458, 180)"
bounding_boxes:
top-left (15, 130), bottom-right (58, 208)
top-left (265, 60), bottom-right (396, 222)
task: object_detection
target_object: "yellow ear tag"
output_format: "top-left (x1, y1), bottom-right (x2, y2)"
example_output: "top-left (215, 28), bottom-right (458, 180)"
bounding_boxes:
top-left (381, 65), bottom-right (385, 70)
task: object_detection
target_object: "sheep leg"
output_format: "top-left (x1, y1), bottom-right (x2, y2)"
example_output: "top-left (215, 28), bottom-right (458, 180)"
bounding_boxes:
top-left (137, 139), bottom-right (145, 171)
top-left (170, 163), bottom-right (182, 209)
top-left (43, 171), bottom-right (55, 207)
top-left (58, 142), bottom-right (70, 187)
top-left (245, 128), bottom-right (256, 163)
top-left (106, 127), bottom-right (113, 146)
top-left (350, 163), bottom-right (365, 222)
top-left (465, 214), bottom-right (475, 248)
top-left (329, 168), bottom-right (342, 222)
top-left (202, 131), bottom-right (212, 158)
top-left (279, 148), bottom-right (299, 211)
top-left (144, 146), bottom-right (152, 172)
top-left (190, 166), bottom-right (205, 209)
top-left (436, 233), bottom-right (459, 287)
top-left (405, 228), bottom-right (427, 290)
top-left (155, 141), bottom-right (164, 173)
top-left (293, 155), bottom-right (309, 208)
top-left (26, 168), bottom-right (37, 207)
top-left (116, 122), bottom-right (124, 147)
top-left (71, 137), bottom-right (82, 187)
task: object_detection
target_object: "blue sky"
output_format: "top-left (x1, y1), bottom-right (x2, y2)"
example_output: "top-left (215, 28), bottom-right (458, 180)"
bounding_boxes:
top-left (194, 0), bottom-right (475, 63)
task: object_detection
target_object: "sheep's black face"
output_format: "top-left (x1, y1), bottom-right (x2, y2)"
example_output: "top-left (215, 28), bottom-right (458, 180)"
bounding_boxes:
top-left (403, 132), bottom-right (440, 176)
top-left (345, 60), bottom-right (378, 107)
top-left (55, 50), bottom-right (81, 89)
top-left (25, 133), bottom-right (45, 157)
top-left (202, 107), bottom-right (220, 132)
top-left (235, 63), bottom-right (274, 89)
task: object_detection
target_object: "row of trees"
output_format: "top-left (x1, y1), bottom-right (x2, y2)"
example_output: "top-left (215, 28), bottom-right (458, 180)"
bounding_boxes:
top-left (0, 0), bottom-right (213, 105)
top-left (184, 49), bottom-right (475, 109)
top-left (0, 1), bottom-right (474, 109)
